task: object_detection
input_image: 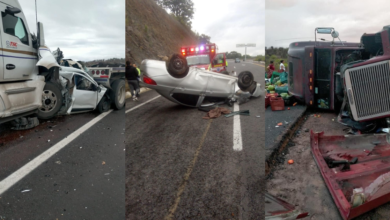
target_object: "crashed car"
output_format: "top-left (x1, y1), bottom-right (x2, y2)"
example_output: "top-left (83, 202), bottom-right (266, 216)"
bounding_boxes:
top-left (139, 54), bottom-right (263, 107)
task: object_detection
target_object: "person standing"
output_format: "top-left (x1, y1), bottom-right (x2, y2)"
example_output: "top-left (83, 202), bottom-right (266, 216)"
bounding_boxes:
top-left (267, 61), bottom-right (275, 78)
top-left (279, 60), bottom-right (286, 72)
top-left (133, 64), bottom-right (141, 97)
top-left (126, 61), bottom-right (140, 101)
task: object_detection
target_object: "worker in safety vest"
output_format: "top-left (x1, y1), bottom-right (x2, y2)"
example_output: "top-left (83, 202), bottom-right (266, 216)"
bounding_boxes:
top-left (133, 64), bottom-right (141, 97)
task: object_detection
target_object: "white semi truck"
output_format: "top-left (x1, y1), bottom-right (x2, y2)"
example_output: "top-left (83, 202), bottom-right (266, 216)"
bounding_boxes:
top-left (0, 0), bottom-right (125, 130)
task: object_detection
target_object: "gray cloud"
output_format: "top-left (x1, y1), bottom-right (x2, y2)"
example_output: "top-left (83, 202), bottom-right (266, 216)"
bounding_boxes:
top-left (266, 0), bottom-right (390, 48)
top-left (192, 0), bottom-right (264, 56)
top-left (19, 0), bottom-right (124, 61)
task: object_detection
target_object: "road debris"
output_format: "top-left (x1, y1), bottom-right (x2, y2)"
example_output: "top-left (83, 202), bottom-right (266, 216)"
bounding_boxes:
top-left (202, 107), bottom-right (231, 119)
top-left (224, 110), bottom-right (250, 118)
top-left (55, 161), bottom-right (61, 165)
top-left (288, 160), bottom-right (294, 164)
top-left (20, 189), bottom-right (32, 193)
top-left (102, 161), bottom-right (106, 165)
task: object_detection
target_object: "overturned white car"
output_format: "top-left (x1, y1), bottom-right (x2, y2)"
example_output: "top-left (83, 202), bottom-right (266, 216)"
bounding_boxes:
top-left (139, 54), bottom-right (262, 107)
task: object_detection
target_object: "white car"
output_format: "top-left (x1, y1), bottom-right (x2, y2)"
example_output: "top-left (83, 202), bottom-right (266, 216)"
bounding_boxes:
top-left (139, 54), bottom-right (262, 107)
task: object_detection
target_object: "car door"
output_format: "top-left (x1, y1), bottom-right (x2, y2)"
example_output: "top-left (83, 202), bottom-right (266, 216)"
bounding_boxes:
top-left (0, 5), bottom-right (37, 80)
top-left (72, 73), bottom-right (99, 112)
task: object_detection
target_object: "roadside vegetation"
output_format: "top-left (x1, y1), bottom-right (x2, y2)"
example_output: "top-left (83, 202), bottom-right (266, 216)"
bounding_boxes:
top-left (265, 46), bottom-right (288, 69)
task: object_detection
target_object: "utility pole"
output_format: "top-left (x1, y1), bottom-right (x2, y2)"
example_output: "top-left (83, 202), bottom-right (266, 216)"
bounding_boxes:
top-left (236, 44), bottom-right (256, 61)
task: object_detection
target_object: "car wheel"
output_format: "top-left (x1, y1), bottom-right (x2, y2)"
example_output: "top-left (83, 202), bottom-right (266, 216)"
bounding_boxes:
top-left (166, 53), bottom-right (189, 78)
top-left (97, 95), bottom-right (110, 113)
top-left (110, 79), bottom-right (126, 110)
top-left (37, 82), bottom-right (63, 120)
top-left (238, 71), bottom-right (256, 93)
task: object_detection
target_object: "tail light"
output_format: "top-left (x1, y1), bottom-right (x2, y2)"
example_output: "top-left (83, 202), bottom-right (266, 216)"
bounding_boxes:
top-left (190, 48), bottom-right (194, 52)
top-left (91, 70), bottom-right (95, 75)
top-left (96, 70), bottom-right (100, 75)
top-left (181, 49), bottom-right (185, 53)
top-left (143, 75), bottom-right (157, 85)
top-left (296, 212), bottom-right (309, 219)
top-left (182, 52), bottom-right (186, 56)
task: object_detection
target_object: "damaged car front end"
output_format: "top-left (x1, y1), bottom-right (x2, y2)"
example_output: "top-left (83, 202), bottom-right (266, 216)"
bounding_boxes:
top-left (139, 54), bottom-right (262, 107)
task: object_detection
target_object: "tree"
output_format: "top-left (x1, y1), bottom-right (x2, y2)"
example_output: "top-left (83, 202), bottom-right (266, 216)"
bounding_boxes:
top-left (160, 0), bottom-right (194, 28)
top-left (198, 34), bottom-right (210, 44)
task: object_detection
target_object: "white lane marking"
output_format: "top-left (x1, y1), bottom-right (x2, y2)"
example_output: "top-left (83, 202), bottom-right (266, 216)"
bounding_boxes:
top-left (242, 64), bottom-right (246, 66)
top-left (0, 110), bottom-right (113, 195)
top-left (125, 95), bottom-right (161, 114)
top-left (233, 103), bottom-right (243, 151)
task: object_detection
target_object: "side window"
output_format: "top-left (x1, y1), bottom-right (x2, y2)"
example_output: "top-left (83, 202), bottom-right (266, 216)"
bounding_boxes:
top-left (2, 12), bottom-right (29, 45)
top-left (213, 54), bottom-right (224, 65)
top-left (75, 75), bottom-right (96, 91)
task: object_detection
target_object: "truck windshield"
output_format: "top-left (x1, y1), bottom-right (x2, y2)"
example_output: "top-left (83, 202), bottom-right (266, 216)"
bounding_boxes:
top-left (186, 55), bottom-right (210, 66)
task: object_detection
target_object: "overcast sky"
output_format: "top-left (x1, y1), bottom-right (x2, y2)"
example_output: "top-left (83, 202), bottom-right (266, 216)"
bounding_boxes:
top-left (18, 0), bottom-right (124, 61)
top-left (266, 0), bottom-right (390, 48)
top-left (192, 0), bottom-right (264, 56)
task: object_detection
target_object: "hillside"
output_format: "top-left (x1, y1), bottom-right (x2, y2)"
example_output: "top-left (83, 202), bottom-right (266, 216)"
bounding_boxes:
top-left (126, 0), bottom-right (198, 65)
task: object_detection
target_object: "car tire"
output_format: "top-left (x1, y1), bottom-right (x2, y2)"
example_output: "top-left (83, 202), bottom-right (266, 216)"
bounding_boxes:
top-left (166, 53), bottom-right (189, 78)
top-left (37, 82), bottom-right (63, 120)
top-left (238, 71), bottom-right (256, 92)
top-left (97, 95), bottom-right (110, 113)
top-left (110, 79), bottom-right (126, 110)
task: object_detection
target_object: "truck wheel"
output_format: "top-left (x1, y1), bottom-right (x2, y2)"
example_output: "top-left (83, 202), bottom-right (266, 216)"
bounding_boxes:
top-left (37, 82), bottom-right (63, 120)
top-left (110, 79), bottom-right (126, 110)
top-left (166, 53), bottom-right (189, 78)
top-left (97, 96), bottom-right (110, 113)
top-left (238, 71), bottom-right (255, 91)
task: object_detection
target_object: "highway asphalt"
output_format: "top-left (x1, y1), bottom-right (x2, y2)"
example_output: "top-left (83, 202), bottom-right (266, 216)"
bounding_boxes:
top-left (0, 109), bottom-right (125, 219)
top-left (126, 60), bottom-right (265, 219)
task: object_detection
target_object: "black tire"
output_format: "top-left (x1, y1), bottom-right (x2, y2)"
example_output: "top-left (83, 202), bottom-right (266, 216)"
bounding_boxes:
top-left (166, 53), bottom-right (189, 78)
top-left (37, 82), bottom-right (63, 120)
top-left (237, 71), bottom-right (255, 91)
top-left (97, 95), bottom-right (110, 113)
top-left (110, 79), bottom-right (126, 110)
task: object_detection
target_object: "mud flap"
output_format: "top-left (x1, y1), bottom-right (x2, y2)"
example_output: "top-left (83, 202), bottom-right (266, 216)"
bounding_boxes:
top-left (310, 131), bottom-right (390, 220)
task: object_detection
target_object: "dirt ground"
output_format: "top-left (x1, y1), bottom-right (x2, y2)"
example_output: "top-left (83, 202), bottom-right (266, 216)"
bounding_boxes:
top-left (266, 111), bottom-right (390, 220)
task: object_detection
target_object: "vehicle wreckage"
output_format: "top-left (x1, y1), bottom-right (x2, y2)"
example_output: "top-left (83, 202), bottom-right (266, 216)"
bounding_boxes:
top-left (285, 25), bottom-right (390, 219)
top-left (288, 26), bottom-right (390, 132)
top-left (139, 54), bottom-right (262, 107)
top-left (0, 1), bottom-right (125, 130)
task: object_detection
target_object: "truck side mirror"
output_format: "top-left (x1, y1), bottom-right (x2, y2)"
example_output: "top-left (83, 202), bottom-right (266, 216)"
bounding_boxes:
top-left (5, 6), bottom-right (21, 15)
top-left (37, 22), bottom-right (45, 48)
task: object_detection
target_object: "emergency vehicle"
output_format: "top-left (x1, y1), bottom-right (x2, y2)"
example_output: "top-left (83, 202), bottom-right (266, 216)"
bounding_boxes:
top-left (180, 43), bottom-right (229, 75)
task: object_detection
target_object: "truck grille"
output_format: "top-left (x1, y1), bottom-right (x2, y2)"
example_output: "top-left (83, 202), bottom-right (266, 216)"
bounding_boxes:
top-left (346, 60), bottom-right (390, 120)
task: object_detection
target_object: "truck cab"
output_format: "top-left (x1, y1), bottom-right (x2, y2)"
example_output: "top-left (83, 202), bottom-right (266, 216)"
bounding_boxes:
top-left (0, 0), bottom-right (63, 129)
top-left (287, 28), bottom-right (362, 110)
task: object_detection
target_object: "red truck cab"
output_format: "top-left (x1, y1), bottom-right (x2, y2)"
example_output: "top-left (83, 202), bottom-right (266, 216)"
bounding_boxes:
top-left (288, 37), bottom-right (361, 110)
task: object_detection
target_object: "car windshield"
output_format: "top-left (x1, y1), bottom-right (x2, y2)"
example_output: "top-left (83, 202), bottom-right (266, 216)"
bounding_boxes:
top-left (186, 55), bottom-right (210, 66)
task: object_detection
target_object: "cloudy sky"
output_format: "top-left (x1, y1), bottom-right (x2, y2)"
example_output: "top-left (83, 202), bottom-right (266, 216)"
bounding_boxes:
top-left (266, 0), bottom-right (390, 48)
top-left (18, 0), bottom-right (124, 61)
top-left (192, 0), bottom-right (265, 56)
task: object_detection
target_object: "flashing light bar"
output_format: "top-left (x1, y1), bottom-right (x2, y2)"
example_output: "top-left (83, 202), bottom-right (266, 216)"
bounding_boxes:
top-left (180, 44), bottom-right (216, 56)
